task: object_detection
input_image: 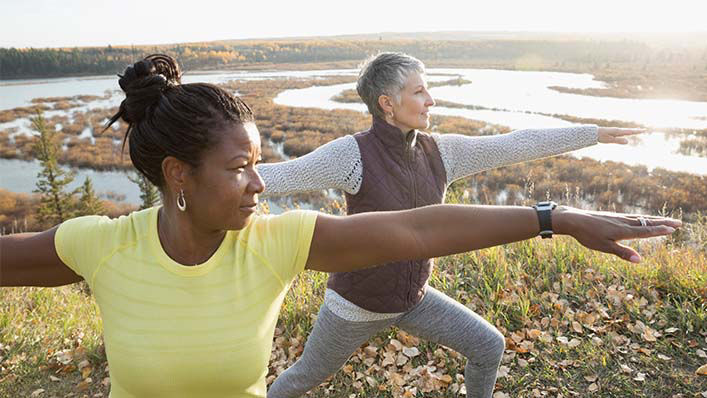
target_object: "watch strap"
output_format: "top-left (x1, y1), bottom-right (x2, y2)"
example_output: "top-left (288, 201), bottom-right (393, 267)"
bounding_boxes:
top-left (533, 201), bottom-right (557, 239)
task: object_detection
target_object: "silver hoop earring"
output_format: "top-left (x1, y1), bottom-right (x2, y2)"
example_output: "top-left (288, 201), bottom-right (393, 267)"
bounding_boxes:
top-left (177, 189), bottom-right (187, 212)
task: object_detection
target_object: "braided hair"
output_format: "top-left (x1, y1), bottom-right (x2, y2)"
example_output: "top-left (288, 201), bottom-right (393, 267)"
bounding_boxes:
top-left (107, 54), bottom-right (254, 189)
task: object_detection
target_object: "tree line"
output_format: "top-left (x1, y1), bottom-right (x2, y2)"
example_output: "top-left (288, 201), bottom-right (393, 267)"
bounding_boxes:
top-left (2, 38), bottom-right (705, 79)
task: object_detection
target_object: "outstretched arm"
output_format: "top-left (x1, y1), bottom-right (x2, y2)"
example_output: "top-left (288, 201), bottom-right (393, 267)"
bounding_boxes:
top-left (257, 135), bottom-right (362, 196)
top-left (433, 126), bottom-right (643, 184)
top-left (306, 204), bottom-right (679, 272)
top-left (0, 227), bottom-right (82, 287)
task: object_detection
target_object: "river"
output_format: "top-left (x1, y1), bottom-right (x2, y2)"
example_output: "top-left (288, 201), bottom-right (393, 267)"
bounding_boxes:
top-left (1, 68), bottom-right (706, 205)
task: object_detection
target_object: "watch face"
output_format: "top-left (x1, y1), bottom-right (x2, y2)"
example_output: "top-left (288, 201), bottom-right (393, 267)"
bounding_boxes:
top-left (537, 201), bottom-right (557, 210)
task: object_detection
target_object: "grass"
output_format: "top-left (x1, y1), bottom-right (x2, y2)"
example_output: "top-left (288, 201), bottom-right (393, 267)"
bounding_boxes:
top-left (2, 217), bottom-right (705, 397)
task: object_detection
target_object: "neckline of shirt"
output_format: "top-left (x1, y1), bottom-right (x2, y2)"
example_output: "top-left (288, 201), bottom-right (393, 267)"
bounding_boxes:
top-left (147, 206), bottom-right (235, 277)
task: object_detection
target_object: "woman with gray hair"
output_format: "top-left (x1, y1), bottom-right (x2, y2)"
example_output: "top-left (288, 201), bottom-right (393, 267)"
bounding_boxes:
top-left (261, 52), bottom-right (642, 398)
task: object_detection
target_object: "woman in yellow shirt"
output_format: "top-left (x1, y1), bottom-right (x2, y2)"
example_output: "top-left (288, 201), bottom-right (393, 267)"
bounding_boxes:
top-left (0, 54), bottom-right (680, 398)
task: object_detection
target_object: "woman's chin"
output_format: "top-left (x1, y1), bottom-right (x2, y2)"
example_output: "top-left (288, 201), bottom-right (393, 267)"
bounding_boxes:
top-left (228, 215), bottom-right (253, 231)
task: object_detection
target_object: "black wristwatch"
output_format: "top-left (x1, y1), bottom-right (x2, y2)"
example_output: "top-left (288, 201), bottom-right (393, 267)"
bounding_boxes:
top-left (532, 201), bottom-right (557, 239)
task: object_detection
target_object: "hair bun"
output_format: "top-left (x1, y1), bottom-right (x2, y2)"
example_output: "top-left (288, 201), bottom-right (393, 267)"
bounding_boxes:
top-left (115, 54), bottom-right (182, 124)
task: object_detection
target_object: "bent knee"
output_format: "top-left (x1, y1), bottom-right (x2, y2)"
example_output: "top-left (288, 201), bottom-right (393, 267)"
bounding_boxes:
top-left (467, 327), bottom-right (505, 364)
top-left (488, 329), bottom-right (506, 358)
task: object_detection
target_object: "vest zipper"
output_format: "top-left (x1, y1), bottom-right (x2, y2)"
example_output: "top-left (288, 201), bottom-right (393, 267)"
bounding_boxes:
top-left (405, 131), bottom-right (417, 307)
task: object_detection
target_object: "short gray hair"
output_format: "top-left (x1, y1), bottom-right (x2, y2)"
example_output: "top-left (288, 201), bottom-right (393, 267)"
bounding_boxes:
top-left (356, 52), bottom-right (425, 119)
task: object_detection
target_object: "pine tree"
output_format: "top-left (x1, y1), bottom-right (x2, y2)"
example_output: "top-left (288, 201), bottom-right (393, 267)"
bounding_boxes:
top-left (32, 112), bottom-right (76, 227)
top-left (76, 177), bottom-right (104, 216)
top-left (128, 172), bottom-right (160, 210)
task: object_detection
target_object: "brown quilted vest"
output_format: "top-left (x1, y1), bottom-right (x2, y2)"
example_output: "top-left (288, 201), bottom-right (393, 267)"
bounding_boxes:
top-left (327, 117), bottom-right (447, 313)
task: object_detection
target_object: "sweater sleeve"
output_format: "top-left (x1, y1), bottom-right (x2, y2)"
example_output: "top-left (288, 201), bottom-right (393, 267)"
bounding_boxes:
top-left (432, 125), bottom-right (598, 185)
top-left (257, 135), bottom-right (363, 196)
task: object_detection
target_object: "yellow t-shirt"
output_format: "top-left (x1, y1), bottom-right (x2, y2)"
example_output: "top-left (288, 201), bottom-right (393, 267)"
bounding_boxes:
top-left (54, 207), bottom-right (317, 398)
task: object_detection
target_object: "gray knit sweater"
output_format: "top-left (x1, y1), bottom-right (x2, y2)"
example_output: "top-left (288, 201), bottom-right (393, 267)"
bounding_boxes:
top-left (256, 125), bottom-right (598, 321)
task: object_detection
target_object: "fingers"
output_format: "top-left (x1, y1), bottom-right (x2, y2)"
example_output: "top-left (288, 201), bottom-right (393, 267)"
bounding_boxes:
top-left (598, 127), bottom-right (647, 144)
top-left (614, 137), bottom-right (629, 144)
top-left (606, 241), bottom-right (642, 263)
top-left (609, 128), bottom-right (646, 137)
top-left (623, 216), bottom-right (683, 228)
top-left (616, 225), bottom-right (676, 241)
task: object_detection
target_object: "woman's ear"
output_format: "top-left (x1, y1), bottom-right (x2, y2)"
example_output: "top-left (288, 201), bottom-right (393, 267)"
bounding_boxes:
top-left (161, 156), bottom-right (189, 192)
top-left (377, 94), bottom-right (394, 116)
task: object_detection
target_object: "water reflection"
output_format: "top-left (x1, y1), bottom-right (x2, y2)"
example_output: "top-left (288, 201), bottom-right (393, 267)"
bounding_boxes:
top-left (3, 68), bottom-right (707, 177)
top-left (0, 158), bottom-right (141, 204)
top-left (273, 74), bottom-right (707, 176)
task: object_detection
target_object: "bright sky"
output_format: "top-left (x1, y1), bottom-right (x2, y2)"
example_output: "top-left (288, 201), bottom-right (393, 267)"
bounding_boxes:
top-left (3, 0), bottom-right (705, 48)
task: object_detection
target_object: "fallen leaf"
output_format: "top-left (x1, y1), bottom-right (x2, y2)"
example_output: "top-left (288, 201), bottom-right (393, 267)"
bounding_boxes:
top-left (0, 374), bottom-right (17, 384)
top-left (55, 350), bottom-right (72, 365)
top-left (588, 383), bottom-right (599, 392)
top-left (643, 329), bottom-right (657, 342)
top-left (402, 346), bottom-right (420, 358)
top-left (363, 346), bottom-right (377, 358)
top-left (697, 349), bottom-right (707, 359)
top-left (77, 377), bottom-right (92, 391)
top-left (497, 365), bottom-right (510, 378)
top-left (510, 332), bottom-right (524, 344)
top-left (697, 364), bottom-right (707, 376)
top-left (439, 374), bottom-right (453, 384)
top-left (515, 340), bottom-right (533, 354)
top-left (31, 389), bottom-right (45, 397)
top-left (634, 372), bottom-right (646, 382)
top-left (381, 352), bottom-right (396, 367)
top-left (539, 333), bottom-right (553, 344)
top-left (389, 371), bottom-right (405, 386)
top-left (584, 374), bottom-right (598, 382)
top-left (388, 339), bottom-right (403, 352)
top-left (639, 347), bottom-right (653, 356)
top-left (396, 331), bottom-right (419, 346)
top-left (572, 321), bottom-right (583, 334)
top-left (73, 346), bottom-right (87, 361)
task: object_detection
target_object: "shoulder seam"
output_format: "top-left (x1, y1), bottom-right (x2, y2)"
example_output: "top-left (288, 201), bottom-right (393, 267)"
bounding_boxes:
top-left (89, 235), bottom-right (143, 286)
top-left (235, 237), bottom-right (287, 289)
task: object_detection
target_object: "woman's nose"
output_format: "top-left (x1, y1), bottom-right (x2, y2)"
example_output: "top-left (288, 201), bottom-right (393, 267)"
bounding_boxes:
top-left (250, 169), bottom-right (266, 194)
top-left (425, 91), bottom-right (435, 107)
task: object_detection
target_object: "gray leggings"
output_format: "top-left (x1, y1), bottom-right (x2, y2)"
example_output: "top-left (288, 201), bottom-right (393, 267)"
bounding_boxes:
top-left (267, 286), bottom-right (505, 398)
